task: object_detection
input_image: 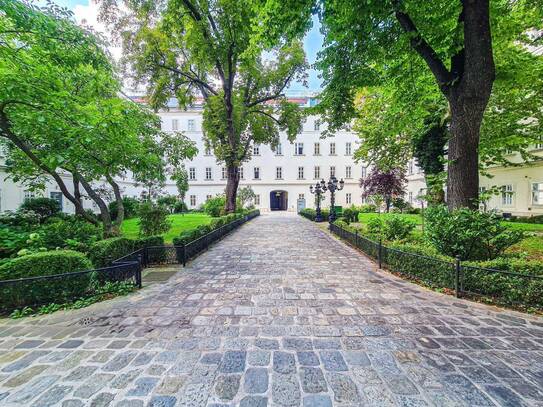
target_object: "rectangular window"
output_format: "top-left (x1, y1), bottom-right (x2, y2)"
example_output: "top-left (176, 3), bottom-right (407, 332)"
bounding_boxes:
top-left (172, 119), bottom-right (178, 131)
top-left (501, 184), bottom-right (513, 205)
top-left (240, 167), bottom-right (244, 180)
top-left (345, 166), bottom-right (352, 179)
top-left (314, 142), bottom-right (320, 156)
top-left (190, 195), bottom-right (196, 206)
top-left (535, 135), bottom-right (543, 150)
top-left (298, 193), bottom-right (305, 200)
top-left (274, 143), bottom-right (282, 155)
top-left (205, 167), bottom-right (212, 180)
top-left (329, 142), bottom-right (336, 155)
top-left (50, 191), bottom-right (63, 211)
top-left (276, 167), bottom-right (283, 179)
top-left (408, 161), bottom-right (414, 175)
top-left (408, 192), bottom-right (413, 204)
top-left (314, 119), bottom-right (320, 131)
top-left (346, 193), bottom-right (352, 204)
top-left (298, 166), bottom-right (304, 180)
top-left (189, 167), bottom-right (196, 180)
top-left (254, 194), bottom-right (260, 205)
top-left (206, 194), bottom-right (212, 201)
top-left (314, 166), bottom-right (320, 180)
top-left (205, 147), bottom-right (212, 156)
top-left (532, 182), bottom-right (543, 204)
top-left (295, 142), bottom-right (304, 155)
top-left (361, 166), bottom-right (367, 178)
top-left (254, 167), bottom-right (260, 180)
top-left (221, 167), bottom-right (227, 180)
top-left (345, 142), bottom-right (352, 155)
top-left (253, 144), bottom-right (260, 155)
top-left (330, 166), bottom-right (336, 178)
top-left (187, 119), bottom-right (195, 131)
top-left (24, 190), bottom-right (35, 201)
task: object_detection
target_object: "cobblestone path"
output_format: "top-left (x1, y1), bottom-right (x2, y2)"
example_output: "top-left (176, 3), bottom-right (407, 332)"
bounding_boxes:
top-left (1, 213), bottom-right (543, 407)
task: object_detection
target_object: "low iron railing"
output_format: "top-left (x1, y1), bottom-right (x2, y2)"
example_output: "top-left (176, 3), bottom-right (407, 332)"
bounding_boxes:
top-left (0, 211), bottom-right (260, 313)
top-left (329, 222), bottom-right (543, 309)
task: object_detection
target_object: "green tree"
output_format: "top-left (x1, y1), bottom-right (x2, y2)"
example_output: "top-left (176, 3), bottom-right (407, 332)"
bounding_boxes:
top-left (237, 186), bottom-right (256, 209)
top-left (0, 1), bottom-right (197, 236)
top-left (98, 0), bottom-right (307, 213)
top-left (260, 0), bottom-right (542, 209)
top-left (172, 165), bottom-right (189, 206)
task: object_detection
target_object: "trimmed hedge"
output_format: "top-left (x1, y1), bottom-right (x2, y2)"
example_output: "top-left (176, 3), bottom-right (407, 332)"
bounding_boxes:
top-left (299, 208), bottom-right (330, 221)
top-left (383, 242), bottom-right (456, 289)
top-left (88, 237), bottom-right (135, 268)
top-left (332, 221), bottom-right (543, 309)
top-left (463, 258), bottom-right (543, 308)
top-left (0, 250), bottom-right (93, 310)
top-left (173, 212), bottom-right (244, 245)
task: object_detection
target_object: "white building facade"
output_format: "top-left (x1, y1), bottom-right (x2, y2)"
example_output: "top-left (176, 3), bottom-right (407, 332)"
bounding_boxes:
top-left (0, 96), bottom-right (366, 213)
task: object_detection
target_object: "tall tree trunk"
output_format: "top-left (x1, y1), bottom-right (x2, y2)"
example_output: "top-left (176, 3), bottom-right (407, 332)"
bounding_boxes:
top-left (445, 0), bottom-right (494, 210)
top-left (446, 99), bottom-right (484, 209)
top-left (106, 175), bottom-right (124, 230)
top-left (76, 174), bottom-right (116, 237)
top-left (224, 164), bottom-right (240, 213)
top-left (72, 174), bottom-right (87, 217)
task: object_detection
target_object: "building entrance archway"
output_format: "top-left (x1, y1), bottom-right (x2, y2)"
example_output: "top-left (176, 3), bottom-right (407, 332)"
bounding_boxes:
top-left (270, 190), bottom-right (288, 211)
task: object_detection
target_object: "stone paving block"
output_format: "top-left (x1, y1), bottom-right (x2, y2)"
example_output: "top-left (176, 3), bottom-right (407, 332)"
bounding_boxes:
top-left (273, 351), bottom-right (296, 374)
top-left (326, 372), bottom-right (361, 404)
top-left (303, 395), bottom-right (333, 407)
top-left (90, 392), bottom-right (115, 407)
top-left (6, 374), bottom-right (59, 404)
top-left (300, 367), bottom-right (327, 393)
top-left (247, 350), bottom-right (270, 367)
top-left (244, 368), bottom-right (268, 393)
top-left (297, 351), bottom-right (319, 366)
top-left (126, 377), bottom-right (160, 397)
top-left (214, 374), bottom-right (241, 400)
top-left (239, 395), bottom-right (267, 407)
top-left (218, 351), bottom-right (246, 374)
top-left (147, 395), bottom-right (177, 407)
top-left (319, 350), bottom-right (348, 371)
top-left (32, 384), bottom-right (73, 407)
top-left (272, 373), bottom-right (301, 407)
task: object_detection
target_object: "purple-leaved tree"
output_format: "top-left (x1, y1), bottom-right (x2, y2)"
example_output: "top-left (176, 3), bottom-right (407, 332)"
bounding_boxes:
top-left (360, 168), bottom-right (406, 212)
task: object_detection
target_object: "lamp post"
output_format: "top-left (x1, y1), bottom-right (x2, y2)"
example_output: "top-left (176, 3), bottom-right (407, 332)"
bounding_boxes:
top-left (327, 176), bottom-right (344, 223)
top-left (309, 181), bottom-right (327, 222)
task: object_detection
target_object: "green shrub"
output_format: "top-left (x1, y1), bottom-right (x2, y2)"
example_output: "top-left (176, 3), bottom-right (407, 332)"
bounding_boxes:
top-left (425, 205), bottom-right (525, 260)
top-left (157, 195), bottom-right (179, 213)
top-left (204, 195), bottom-right (226, 217)
top-left (109, 197), bottom-right (140, 220)
top-left (39, 217), bottom-right (102, 251)
top-left (137, 201), bottom-right (171, 237)
top-left (463, 258), bottom-right (543, 308)
top-left (88, 237), bottom-right (135, 267)
top-left (0, 250), bottom-right (93, 311)
top-left (383, 242), bottom-right (456, 289)
top-left (19, 198), bottom-right (60, 222)
top-left (358, 204), bottom-right (377, 213)
top-left (135, 236), bottom-right (164, 248)
top-left (0, 209), bottom-right (41, 229)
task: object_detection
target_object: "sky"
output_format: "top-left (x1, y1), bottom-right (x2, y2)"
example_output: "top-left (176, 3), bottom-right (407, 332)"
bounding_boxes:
top-left (52, 0), bottom-right (324, 92)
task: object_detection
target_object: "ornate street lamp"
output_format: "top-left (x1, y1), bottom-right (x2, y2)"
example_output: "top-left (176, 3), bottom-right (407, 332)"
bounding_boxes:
top-left (327, 176), bottom-right (344, 223)
top-left (309, 181), bottom-right (327, 222)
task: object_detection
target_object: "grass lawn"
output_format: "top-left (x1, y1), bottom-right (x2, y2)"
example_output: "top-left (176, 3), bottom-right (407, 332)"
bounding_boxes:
top-left (507, 236), bottom-right (543, 261)
top-left (357, 212), bottom-right (543, 232)
top-left (121, 213), bottom-right (212, 243)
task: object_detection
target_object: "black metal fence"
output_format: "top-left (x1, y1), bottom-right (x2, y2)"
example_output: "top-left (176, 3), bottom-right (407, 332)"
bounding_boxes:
top-left (0, 211), bottom-right (260, 313)
top-left (330, 222), bottom-right (543, 309)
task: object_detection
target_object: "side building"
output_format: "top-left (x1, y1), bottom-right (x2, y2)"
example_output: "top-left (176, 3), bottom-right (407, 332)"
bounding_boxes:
top-left (404, 143), bottom-right (543, 216)
top-left (0, 96), bottom-right (366, 213)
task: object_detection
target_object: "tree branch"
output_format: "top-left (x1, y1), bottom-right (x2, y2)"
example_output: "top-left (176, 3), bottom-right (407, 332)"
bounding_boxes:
top-left (393, 6), bottom-right (453, 94)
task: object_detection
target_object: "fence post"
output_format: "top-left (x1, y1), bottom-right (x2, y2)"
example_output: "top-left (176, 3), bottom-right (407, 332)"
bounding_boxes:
top-left (378, 237), bottom-right (382, 269)
top-left (182, 245), bottom-right (187, 267)
top-left (455, 255), bottom-right (461, 298)
top-left (136, 255), bottom-right (143, 289)
top-left (355, 230), bottom-right (358, 248)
